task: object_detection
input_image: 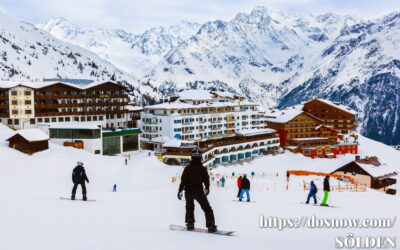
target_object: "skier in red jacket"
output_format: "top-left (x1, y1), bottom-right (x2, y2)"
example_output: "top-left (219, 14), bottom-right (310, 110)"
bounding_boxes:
top-left (237, 176), bottom-right (242, 198)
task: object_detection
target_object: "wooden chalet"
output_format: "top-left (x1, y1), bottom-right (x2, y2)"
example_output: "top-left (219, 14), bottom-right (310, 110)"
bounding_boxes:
top-left (302, 99), bottom-right (356, 134)
top-left (331, 156), bottom-right (397, 195)
top-left (7, 129), bottom-right (49, 154)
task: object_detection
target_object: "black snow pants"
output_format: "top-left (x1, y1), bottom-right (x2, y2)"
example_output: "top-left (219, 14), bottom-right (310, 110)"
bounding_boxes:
top-left (72, 182), bottom-right (87, 197)
top-left (185, 191), bottom-right (215, 227)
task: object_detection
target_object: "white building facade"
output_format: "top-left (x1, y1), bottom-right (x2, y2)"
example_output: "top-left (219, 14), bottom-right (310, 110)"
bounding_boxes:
top-left (141, 90), bottom-right (265, 142)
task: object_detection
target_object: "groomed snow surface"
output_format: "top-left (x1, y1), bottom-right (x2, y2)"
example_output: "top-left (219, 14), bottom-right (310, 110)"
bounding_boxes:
top-left (0, 131), bottom-right (399, 250)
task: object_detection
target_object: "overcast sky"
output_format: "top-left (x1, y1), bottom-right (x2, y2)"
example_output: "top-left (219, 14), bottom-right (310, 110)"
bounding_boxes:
top-left (1, 0), bottom-right (399, 33)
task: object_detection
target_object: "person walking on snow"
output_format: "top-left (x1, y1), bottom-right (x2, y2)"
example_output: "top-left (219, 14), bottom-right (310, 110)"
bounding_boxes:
top-left (125, 158), bottom-right (128, 165)
top-left (306, 180), bottom-right (318, 204)
top-left (177, 147), bottom-right (217, 233)
top-left (239, 174), bottom-right (251, 202)
top-left (113, 184), bottom-right (117, 192)
top-left (220, 176), bottom-right (226, 187)
top-left (237, 176), bottom-right (242, 198)
top-left (321, 176), bottom-right (330, 206)
top-left (71, 162), bottom-right (89, 201)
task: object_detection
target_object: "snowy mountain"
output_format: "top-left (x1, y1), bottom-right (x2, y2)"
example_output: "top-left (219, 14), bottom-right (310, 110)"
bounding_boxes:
top-left (5, 6), bottom-right (400, 145)
top-left (0, 10), bottom-right (157, 103)
top-left (37, 18), bottom-right (201, 77)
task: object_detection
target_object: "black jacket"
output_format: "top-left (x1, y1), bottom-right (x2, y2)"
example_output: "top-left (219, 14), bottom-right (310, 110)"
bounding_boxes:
top-left (323, 178), bottom-right (330, 191)
top-left (178, 159), bottom-right (210, 193)
top-left (241, 177), bottom-right (250, 190)
top-left (72, 166), bottom-right (89, 184)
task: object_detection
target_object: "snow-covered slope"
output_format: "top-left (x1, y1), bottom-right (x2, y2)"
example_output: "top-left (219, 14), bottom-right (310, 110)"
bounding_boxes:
top-left (37, 18), bottom-right (201, 77)
top-left (0, 122), bottom-right (399, 250)
top-left (0, 10), bottom-right (156, 102)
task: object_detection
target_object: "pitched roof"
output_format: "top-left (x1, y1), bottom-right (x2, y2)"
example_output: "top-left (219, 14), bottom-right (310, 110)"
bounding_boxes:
top-left (305, 99), bottom-right (356, 115)
top-left (0, 80), bottom-right (125, 90)
top-left (8, 129), bottom-right (49, 142)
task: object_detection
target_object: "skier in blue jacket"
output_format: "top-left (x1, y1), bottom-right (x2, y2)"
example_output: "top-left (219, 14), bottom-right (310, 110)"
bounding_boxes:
top-left (305, 180), bottom-right (318, 204)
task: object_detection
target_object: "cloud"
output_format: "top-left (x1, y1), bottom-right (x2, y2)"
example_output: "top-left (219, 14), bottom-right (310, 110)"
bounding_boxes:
top-left (1, 0), bottom-right (400, 33)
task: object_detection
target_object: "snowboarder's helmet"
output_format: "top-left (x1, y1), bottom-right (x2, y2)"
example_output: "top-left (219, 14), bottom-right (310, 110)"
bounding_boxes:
top-left (77, 161), bottom-right (83, 166)
top-left (191, 147), bottom-right (202, 159)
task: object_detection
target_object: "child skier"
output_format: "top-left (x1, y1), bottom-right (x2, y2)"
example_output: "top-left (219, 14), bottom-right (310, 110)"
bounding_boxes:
top-left (305, 180), bottom-right (317, 204)
top-left (239, 174), bottom-right (251, 202)
top-left (71, 162), bottom-right (89, 201)
top-left (177, 147), bottom-right (217, 233)
top-left (321, 176), bottom-right (330, 206)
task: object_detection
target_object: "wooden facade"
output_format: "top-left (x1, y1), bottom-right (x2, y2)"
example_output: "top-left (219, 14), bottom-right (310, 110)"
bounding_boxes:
top-left (302, 99), bottom-right (356, 134)
top-left (1, 81), bottom-right (129, 128)
top-left (7, 134), bottom-right (49, 154)
top-left (266, 112), bottom-right (337, 147)
top-left (331, 161), bottom-right (397, 195)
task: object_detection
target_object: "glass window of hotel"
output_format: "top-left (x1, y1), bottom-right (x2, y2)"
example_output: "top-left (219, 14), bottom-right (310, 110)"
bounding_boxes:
top-left (11, 91), bottom-right (18, 96)
top-left (25, 100), bottom-right (31, 105)
top-left (11, 100), bottom-right (18, 105)
top-left (30, 119), bottom-right (35, 124)
top-left (25, 110), bottom-right (32, 115)
top-left (14, 119), bottom-right (19, 125)
top-left (51, 118), bottom-right (56, 122)
top-left (24, 91), bottom-right (31, 95)
top-left (11, 110), bottom-right (18, 114)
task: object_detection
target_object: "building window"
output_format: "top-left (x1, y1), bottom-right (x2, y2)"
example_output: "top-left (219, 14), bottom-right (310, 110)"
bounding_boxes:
top-left (11, 100), bottom-right (18, 105)
top-left (81, 117), bottom-right (86, 121)
top-left (25, 110), bottom-right (32, 115)
top-left (7, 119), bottom-right (12, 125)
top-left (87, 116), bottom-right (92, 121)
top-left (59, 117), bottom-right (64, 122)
top-left (38, 118), bottom-right (43, 123)
top-left (14, 119), bottom-right (19, 125)
top-left (30, 119), bottom-right (35, 124)
top-left (99, 116), bottom-right (104, 121)
top-left (24, 91), bottom-right (31, 96)
top-left (11, 91), bottom-right (18, 96)
top-left (65, 117), bottom-right (71, 122)
top-left (12, 110), bottom-right (18, 115)
top-left (25, 100), bottom-right (32, 105)
top-left (93, 116), bottom-right (98, 121)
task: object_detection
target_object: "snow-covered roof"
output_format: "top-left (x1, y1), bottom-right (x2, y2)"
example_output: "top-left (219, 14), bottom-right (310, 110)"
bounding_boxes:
top-left (308, 99), bottom-right (356, 115)
top-left (356, 163), bottom-right (397, 178)
top-left (47, 122), bottom-right (102, 130)
top-left (0, 80), bottom-right (124, 90)
top-left (0, 123), bottom-right (15, 141)
top-left (9, 129), bottom-right (49, 142)
top-left (151, 136), bottom-right (174, 143)
top-left (163, 139), bottom-right (193, 148)
top-left (144, 102), bottom-right (194, 110)
top-left (126, 106), bottom-right (143, 111)
top-left (236, 128), bottom-right (277, 136)
top-left (178, 90), bottom-right (214, 100)
top-left (292, 137), bottom-right (329, 141)
top-left (211, 91), bottom-right (241, 99)
top-left (265, 109), bottom-right (303, 123)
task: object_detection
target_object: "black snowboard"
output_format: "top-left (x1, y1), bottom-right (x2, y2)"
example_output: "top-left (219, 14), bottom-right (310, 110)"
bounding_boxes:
top-left (60, 197), bottom-right (96, 202)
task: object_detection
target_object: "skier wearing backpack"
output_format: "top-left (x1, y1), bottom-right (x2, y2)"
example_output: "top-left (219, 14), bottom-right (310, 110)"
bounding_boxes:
top-left (305, 180), bottom-right (318, 204)
top-left (71, 162), bottom-right (89, 201)
top-left (239, 174), bottom-right (251, 202)
top-left (321, 176), bottom-right (330, 206)
top-left (177, 147), bottom-right (217, 233)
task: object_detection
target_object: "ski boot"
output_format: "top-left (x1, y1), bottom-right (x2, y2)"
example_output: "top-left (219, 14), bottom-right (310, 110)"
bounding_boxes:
top-left (83, 195), bottom-right (87, 201)
top-left (71, 195), bottom-right (75, 200)
top-left (207, 225), bottom-right (218, 233)
top-left (186, 223), bottom-right (195, 231)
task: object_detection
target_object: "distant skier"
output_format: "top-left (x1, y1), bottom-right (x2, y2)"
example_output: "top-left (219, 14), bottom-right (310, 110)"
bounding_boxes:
top-left (177, 147), bottom-right (217, 233)
top-left (148, 152), bottom-right (151, 157)
top-left (251, 171), bottom-right (255, 179)
top-left (113, 184), bottom-right (117, 192)
top-left (239, 174), bottom-right (251, 202)
top-left (220, 176), bottom-right (226, 187)
top-left (305, 181), bottom-right (318, 204)
top-left (71, 162), bottom-right (89, 201)
top-left (321, 176), bottom-right (330, 206)
top-left (125, 158), bottom-right (128, 165)
top-left (237, 176), bottom-right (242, 198)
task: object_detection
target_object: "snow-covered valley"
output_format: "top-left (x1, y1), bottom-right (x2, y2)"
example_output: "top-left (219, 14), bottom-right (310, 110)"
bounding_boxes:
top-left (0, 124), bottom-right (399, 250)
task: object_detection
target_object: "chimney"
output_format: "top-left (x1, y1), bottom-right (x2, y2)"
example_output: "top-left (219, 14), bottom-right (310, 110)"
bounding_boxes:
top-left (355, 155), bottom-right (361, 161)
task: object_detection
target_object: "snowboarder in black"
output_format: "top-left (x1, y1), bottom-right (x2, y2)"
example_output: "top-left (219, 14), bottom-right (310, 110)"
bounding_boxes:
top-left (71, 162), bottom-right (89, 201)
top-left (178, 147), bottom-right (217, 233)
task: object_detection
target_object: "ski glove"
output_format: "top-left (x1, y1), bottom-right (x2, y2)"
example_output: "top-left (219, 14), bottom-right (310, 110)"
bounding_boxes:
top-left (204, 188), bottom-right (210, 196)
top-left (177, 191), bottom-right (183, 200)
